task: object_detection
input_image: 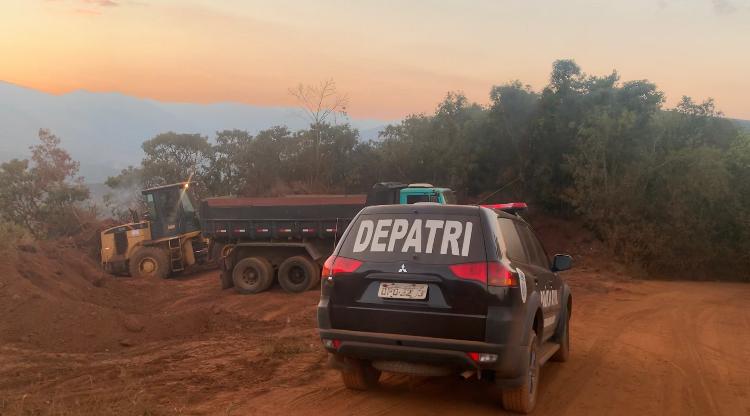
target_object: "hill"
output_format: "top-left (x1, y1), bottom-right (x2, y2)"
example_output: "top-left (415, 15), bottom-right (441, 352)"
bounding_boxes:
top-left (733, 118), bottom-right (750, 132)
top-left (0, 81), bottom-right (390, 181)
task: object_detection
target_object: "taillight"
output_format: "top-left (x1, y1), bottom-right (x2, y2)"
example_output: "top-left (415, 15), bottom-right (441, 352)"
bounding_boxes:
top-left (321, 256), bottom-right (363, 278)
top-left (467, 352), bottom-right (499, 363)
top-left (449, 262), bottom-right (516, 287)
top-left (449, 262), bottom-right (488, 283)
top-left (322, 256), bottom-right (335, 277)
top-left (487, 262), bottom-right (516, 287)
top-left (322, 339), bottom-right (342, 350)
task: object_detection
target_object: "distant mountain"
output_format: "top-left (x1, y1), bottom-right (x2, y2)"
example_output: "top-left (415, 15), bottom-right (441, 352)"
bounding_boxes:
top-left (733, 118), bottom-right (750, 132)
top-left (0, 81), bottom-right (392, 181)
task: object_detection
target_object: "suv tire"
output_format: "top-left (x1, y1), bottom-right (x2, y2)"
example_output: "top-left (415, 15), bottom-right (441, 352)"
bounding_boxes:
top-left (501, 332), bottom-right (539, 414)
top-left (340, 357), bottom-right (381, 390)
top-left (232, 257), bottom-right (274, 294)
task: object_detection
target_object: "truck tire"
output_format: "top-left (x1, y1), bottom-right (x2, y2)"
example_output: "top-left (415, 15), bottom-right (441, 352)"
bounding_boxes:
top-left (129, 247), bottom-right (170, 279)
top-left (278, 256), bottom-right (319, 293)
top-left (500, 333), bottom-right (539, 414)
top-left (232, 257), bottom-right (274, 294)
top-left (340, 357), bottom-right (381, 390)
top-left (551, 310), bottom-right (570, 362)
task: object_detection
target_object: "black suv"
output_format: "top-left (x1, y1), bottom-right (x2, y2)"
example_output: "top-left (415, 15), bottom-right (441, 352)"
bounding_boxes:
top-left (317, 203), bottom-right (573, 413)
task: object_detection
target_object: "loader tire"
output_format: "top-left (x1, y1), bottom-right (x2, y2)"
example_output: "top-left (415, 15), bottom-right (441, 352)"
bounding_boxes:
top-left (129, 247), bottom-right (170, 279)
top-left (232, 257), bottom-right (274, 294)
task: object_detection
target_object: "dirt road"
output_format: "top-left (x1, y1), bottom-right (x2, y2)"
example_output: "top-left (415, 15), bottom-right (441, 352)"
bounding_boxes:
top-left (1, 257), bottom-right (749, 415)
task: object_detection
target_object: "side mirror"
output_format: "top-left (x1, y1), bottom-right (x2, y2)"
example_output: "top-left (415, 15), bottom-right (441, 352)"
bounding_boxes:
top-left (552, 254), bottom-right (573, 272)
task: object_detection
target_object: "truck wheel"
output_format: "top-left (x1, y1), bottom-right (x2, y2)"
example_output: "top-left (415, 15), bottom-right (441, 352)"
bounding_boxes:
top-left (129, 247), bottom-right (169, 279)
top-left (278, 256), bottom-right (319, 293)
top-left (340, 357), bottom-right (381, 390)
top-left (232, 257), bottom-right (274, 294)
top-left (551, 310), bottom-right (570, 362)
top-left (500, 333), bottom-right (539, 414)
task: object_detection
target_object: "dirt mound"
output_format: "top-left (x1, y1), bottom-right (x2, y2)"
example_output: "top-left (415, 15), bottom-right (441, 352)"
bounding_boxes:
top-left (527, 215), bottom-right (605, 261)
top-left (2, 218), bottom-right (749, 415)
top-left (0, 241), bottom-right (230, 354)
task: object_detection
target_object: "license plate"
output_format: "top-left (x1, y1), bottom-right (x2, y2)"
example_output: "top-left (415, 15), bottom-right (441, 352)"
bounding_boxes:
top-left (377, 282), bottom-right (428, 300)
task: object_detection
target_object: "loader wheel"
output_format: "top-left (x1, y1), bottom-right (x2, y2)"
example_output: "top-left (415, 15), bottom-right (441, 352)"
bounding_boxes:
top-left (129, 247), bottom-right (169, 279)
top-left (340, 357), bottom-right (381, 390)
top-left (232, 257), bottom-right (273, 294)
top-left (499, 333), bottom-right (539, 414)
top-left (278, 256), bottom-right (319, 293)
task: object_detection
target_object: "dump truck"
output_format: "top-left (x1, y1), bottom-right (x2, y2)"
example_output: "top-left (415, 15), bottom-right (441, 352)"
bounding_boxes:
top-left (100, 182), bottom-right (209, 279)
top-left (100, 182), bottom-right (455, 292)
top-left (201, 182), bottom-right (455, 294)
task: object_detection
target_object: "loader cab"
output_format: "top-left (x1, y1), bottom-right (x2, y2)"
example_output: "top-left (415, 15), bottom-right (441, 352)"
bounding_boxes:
top-left (142, 182), bottom-right (200, 240)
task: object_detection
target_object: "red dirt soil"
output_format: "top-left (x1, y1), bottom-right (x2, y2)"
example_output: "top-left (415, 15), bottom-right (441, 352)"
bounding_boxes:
top-left (1, 225), bottom-right (749, 415)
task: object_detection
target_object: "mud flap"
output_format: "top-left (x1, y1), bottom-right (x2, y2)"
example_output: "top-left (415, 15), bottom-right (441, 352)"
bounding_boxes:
top-left (219, 255), bottom-right (234, 289)
top-left (553, 283), bottom-right (572, 339)
top-left (220, 269), bottom-right (234, 289)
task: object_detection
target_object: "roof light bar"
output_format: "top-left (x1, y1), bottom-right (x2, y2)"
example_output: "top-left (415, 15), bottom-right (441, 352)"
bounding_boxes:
top-left (480, 202), bottom-right (528, 214)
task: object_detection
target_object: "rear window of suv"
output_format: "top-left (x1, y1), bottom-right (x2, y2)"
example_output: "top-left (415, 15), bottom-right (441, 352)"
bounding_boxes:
top-left (338, 213), bottom-right (485, 264)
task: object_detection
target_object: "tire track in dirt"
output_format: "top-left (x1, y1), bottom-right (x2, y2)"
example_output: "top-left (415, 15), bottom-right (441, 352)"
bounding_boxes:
top-left (3, 267), bottom-right (750, 415)
top-left (535, 302), bottom-right (663, 415)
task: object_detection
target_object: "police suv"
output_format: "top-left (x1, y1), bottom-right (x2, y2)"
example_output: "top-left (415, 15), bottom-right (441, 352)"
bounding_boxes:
top-left (317, 203), bottom-right (573, 413)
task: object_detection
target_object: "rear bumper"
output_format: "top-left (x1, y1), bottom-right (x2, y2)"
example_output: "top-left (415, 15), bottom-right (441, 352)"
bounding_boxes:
top-left (319, 328), bottom-right (528, 384)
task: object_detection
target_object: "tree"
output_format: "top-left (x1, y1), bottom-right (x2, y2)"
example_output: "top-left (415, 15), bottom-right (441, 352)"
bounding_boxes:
top-left (289, 79), bottom-right (350, 187)
top-left (208, 129), bottom-right (254, 196)
top-left (0, 129), bottom-right (89, 237)
top-left (140, 132), bottom-right (213, 192)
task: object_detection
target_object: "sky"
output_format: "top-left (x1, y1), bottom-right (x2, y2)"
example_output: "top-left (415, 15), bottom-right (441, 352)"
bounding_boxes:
top-left (1, 0), bottom-right (749, 120)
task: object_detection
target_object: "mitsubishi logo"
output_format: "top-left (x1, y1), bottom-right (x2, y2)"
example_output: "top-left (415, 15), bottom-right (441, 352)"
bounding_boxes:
top-left (398, 264), bottom-right (407, 273)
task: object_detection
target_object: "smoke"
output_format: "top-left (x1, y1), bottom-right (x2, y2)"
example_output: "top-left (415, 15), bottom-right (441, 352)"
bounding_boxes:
top-left (711, 0), bottom-right (738, 14)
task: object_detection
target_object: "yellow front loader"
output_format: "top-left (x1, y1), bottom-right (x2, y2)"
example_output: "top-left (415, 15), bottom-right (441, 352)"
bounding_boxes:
top-left (100, 182), bottom-right (209, 279)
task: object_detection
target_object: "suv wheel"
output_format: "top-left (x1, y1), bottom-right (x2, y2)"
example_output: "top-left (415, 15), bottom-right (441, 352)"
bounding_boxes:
top-left (500, 332), bottom-right (539, 414)
top-left (340, 357), bottom-right (381, 390)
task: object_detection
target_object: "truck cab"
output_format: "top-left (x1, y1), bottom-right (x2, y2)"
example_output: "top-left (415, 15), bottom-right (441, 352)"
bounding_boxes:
top-left (399, 183), bottom-right (456, 204)
top-left (365, 182), bottom-right (456, 206)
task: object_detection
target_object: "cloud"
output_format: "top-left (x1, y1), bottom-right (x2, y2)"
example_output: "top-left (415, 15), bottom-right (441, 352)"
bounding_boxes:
top-left (44, 0), bottom-right (145, 9)
top-left (74, 7), bottom-right (102, 15)
top-left (44, 0), bottom-right (145, 16)
top-left (84, 0), bottom-right (119, 6)
top-left (711, 0), bottom-right (737, 14)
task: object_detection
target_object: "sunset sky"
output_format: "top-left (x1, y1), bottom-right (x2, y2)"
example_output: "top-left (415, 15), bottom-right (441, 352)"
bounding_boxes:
top-left (1, 0), bottom-right (749, 120)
